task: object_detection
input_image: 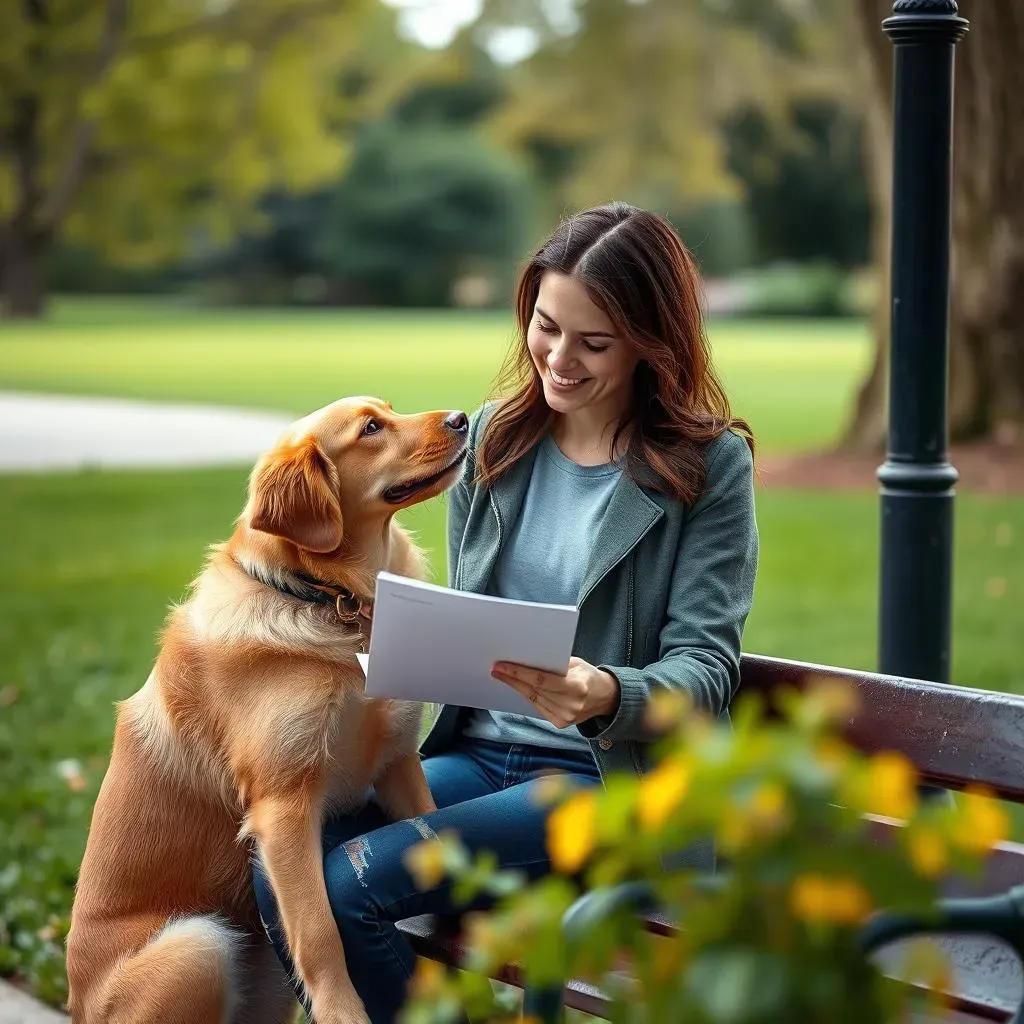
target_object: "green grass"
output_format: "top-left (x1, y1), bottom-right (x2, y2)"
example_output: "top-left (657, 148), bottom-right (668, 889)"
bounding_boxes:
top-left (0, 299), bottom-right (1020, 1008)
top-left (0, 297), bottom-right (871, 455)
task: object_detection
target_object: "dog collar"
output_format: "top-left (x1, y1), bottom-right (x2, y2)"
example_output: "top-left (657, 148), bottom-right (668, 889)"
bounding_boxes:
top-left (236, 559), bottom-right (374, 626)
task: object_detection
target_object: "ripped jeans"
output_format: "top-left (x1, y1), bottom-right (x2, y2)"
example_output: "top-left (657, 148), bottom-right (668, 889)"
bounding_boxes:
top-left (251, 737), bottom-right (602, 1024)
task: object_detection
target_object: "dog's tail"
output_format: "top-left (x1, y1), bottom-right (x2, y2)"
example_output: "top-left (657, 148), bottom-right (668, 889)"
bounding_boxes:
top-left (80, 915), bottom-right (243, 1024)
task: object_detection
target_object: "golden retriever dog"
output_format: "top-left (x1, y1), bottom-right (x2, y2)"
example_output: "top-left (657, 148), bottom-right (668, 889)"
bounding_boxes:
top-left (65, 397), bottom-right (470, 1024)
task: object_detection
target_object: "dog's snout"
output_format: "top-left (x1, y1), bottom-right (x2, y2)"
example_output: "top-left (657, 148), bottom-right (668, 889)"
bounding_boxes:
top-left (444, 411), bottom-right (469, 435)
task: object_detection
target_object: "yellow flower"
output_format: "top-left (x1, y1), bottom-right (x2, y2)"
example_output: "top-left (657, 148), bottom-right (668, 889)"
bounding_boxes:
top-left (717, 782), bottom-right (790, 853)
top-left (403, 838), bottom-right (447, 890)
top-left (865, 752), bottom-right (918, 820)
top-left (807, 676), bottom-right (860, 723)
top-left (749, 781), bottom-right (790, 833)
top-left (408, 957), bottom-right (446, 997)
top-left (954, 787), bottom-right (1009, 853)
top-left (637, 757), bottom-right (691, 831)
top-left (465, 911), bottom-right (503, 958)
top-left (547, 790), bottom-right (597, 873)
top-left (642, 690), bottom-right (691, 734)
top-left (718, 806), bottom-right (753, 853)
top-left (653, 936), bottom-right (684, 982)
top-left (531, 772), bottom-right (571, 807)
top-left (908, 827), bottom-right (949, 878)
top-left (814, 737), bottom-right (850, 772)
top-left (789, 873), bottom-right (872, 925)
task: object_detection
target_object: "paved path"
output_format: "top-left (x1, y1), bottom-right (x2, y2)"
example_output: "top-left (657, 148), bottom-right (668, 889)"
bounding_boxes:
top-left (0, 391), bottom-right (292, 472)
top-left (0, 980), bottom-right (68, 1023)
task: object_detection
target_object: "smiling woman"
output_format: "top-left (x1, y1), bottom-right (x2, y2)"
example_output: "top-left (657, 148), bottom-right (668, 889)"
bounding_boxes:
top-left (251, 203), bottom-right (760, 1024)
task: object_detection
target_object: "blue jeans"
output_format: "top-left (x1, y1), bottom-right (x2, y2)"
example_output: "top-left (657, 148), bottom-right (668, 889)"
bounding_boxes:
top-left (252, 738), bottom-right (602, 1024)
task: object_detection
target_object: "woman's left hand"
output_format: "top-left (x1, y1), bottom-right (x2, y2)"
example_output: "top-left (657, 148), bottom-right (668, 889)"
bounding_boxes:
top-left (491, 657), bottom-right (621, 728)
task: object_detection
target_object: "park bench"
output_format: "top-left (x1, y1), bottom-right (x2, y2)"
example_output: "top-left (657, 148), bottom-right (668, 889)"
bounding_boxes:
top-left (396, 653), bottom-right (1024, 1023)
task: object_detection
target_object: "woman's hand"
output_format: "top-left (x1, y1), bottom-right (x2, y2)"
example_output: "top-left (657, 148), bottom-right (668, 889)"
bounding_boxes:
top-left (491, 657), bottom-right (621, 729)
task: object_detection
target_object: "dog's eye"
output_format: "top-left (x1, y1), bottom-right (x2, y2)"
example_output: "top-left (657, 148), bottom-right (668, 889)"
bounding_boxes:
top-left (362, 418), bottom-right (382, 437)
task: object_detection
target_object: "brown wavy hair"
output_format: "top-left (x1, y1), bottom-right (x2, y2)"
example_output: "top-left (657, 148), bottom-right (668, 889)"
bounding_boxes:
top-left (476, 202), bottom-right (754, 505)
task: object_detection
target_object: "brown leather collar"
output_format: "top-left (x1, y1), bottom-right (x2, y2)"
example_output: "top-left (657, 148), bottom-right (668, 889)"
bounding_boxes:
top-left (236, 559), bottom-right (374, 626)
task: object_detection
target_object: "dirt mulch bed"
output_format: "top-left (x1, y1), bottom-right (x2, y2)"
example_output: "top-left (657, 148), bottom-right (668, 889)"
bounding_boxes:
top-left (759, 443), bottom-right (1024, 496)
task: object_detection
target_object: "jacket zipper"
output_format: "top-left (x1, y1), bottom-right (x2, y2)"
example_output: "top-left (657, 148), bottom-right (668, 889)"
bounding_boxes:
top-left (625, 554), bottom-right (635, 666)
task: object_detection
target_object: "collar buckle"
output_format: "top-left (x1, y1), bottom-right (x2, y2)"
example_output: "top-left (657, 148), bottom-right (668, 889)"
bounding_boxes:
top-left (335, 588), bottom-right (372, 624)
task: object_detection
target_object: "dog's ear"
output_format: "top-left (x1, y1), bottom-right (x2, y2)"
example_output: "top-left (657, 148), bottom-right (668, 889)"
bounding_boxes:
top-left (247, 438), bottom-right (343, 553)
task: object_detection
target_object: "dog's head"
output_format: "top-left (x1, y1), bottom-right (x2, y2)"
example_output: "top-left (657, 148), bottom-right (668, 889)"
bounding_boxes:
top-left (243, 397), bottom-right (469, 554)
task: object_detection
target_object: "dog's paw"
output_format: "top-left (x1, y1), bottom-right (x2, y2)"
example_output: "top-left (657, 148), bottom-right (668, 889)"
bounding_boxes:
top-left (310, 993), bottom-right (370, 1024)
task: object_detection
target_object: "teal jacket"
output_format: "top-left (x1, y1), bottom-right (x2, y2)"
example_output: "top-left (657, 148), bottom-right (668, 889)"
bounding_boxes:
top-left (420, 405), bottom-right (758, 789)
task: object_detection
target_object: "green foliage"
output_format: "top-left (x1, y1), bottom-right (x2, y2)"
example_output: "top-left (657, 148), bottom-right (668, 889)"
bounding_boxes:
top-left (736, 262), bottom-right (851, 318)
top-left (479, 0), bottom-right (848, 223)
top-left (670, 200), bottom-right (756, 278)
top-left (401, 689), bottom-right (1007, 1023)
top-left (0, 0), bottom-right (374, 274)
top-left (195, 46), bottom-right (529, 308)
top-left (322, 121), bottom-right (531, 307)
top-left (725, 100), bottom-right (871, 269)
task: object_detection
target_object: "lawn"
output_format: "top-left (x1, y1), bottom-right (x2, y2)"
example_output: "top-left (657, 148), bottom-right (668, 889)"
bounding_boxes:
top-left (0, 297), bottom-right (870, 455)
top-left (1, 299), bottom-right (1020, 1008)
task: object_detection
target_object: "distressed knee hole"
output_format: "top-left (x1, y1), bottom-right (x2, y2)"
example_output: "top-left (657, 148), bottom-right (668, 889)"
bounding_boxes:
top-left (408, 817), bottom-right (437, 842)
top-left (342, 836), bottom-right (372, 887)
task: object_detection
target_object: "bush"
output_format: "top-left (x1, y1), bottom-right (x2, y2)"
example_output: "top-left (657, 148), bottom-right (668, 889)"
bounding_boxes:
top-left (738, 262), bottom-right (849, 319)
top-left (400, 682), bottom-right (1007, 1024)
top-left (322, 122), bottom-right (532, 308)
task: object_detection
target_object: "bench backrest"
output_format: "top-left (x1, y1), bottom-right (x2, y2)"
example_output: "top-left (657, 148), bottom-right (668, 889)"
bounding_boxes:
top-left (739, 654), bottom-right (1024, 1021)
top-left (740, 654), bottom-right (1024, 800)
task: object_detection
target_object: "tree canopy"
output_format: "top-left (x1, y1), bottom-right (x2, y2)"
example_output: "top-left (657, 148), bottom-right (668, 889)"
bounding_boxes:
top-left (0, 0), bottom-right (371, 315)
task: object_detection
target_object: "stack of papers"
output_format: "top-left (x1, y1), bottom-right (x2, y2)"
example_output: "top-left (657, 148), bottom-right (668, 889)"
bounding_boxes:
top-left (358, 571), bottom-right (579, 719)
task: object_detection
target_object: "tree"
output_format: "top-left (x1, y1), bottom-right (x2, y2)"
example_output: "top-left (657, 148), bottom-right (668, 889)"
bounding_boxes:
top-left (472, 0), bottom-right (842, 226)
top-left (842, 0), bottom-right (1024, 449)
top-left (724, 99), bottom-right (870, 270)
top-left (196, 43), bottom-right (528, 307)
top-left (0, 0), bottom-right (368, 318)
top-left (324, 119), bottom-right (531, 307)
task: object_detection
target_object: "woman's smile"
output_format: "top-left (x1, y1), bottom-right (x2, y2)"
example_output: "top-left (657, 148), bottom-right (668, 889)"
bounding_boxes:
top-left (547, 366), bottom-right (590, 390)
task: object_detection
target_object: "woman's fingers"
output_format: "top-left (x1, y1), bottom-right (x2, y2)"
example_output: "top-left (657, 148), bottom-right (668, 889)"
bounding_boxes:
top-left (491, 667), bottom-right (574, 728)
top-left (491, 666), bottom-right (540, 700)
top-left (493, 662), bottom-right (553, 690)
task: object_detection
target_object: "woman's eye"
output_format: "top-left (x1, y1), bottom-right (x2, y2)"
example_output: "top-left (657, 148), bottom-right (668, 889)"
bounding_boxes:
top-left (362, 418), bottom-right (381, 436)
top-left (583, 341), bottom-right (609, 353)
top-left (537, 320), bottom-right (558, 334)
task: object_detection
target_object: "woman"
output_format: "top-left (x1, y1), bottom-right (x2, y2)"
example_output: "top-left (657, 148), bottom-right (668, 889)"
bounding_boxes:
top-left (253, 201), bottom-right (758, 1023)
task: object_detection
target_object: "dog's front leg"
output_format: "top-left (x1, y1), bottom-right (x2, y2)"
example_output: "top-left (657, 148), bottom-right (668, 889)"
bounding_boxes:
top-left (374, 752), bottom-right (437, 822)
top-left (249, 794), bottom-right (369, 1024)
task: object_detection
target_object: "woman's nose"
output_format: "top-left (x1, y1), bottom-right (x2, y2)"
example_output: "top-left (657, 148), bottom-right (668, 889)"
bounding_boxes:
top-left (547, 337), bottom-right (576, 370)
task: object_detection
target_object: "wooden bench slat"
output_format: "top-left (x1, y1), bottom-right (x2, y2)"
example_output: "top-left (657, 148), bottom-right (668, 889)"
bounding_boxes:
top-left (740, 655), bottom-right (1024, 800)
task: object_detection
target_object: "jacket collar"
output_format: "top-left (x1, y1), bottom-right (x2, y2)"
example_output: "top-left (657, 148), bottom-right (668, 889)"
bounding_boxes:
top-left (578, 471), bottom-right (663, 605)
top-left (470, 440), bottom-right (664, 605)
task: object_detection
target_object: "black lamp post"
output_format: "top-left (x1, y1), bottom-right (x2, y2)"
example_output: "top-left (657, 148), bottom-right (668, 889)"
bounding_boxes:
top-left (878, 0), bottom-right (968, 688)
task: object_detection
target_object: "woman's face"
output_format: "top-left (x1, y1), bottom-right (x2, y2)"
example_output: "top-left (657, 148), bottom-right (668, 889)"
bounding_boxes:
top-left (526, 271), bottom-right (639, 422)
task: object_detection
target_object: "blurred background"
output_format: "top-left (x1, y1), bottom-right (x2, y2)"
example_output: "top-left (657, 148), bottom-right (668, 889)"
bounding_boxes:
top-left (0, 0), bottom-right (1021, 1011)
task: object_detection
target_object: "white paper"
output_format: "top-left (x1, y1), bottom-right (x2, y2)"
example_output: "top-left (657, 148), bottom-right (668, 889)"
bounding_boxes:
top-left (361, 571), bottom-right (579, 719)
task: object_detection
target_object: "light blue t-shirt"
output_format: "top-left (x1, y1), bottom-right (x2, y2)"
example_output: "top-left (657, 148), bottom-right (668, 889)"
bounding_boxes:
top-left (463, 434), bottom-right (622, 751)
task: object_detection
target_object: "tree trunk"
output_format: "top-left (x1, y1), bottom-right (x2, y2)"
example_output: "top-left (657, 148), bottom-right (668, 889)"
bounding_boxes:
top-left (0, 223), bottom-right (48, 318)
top-left (837, 0), bottom-right (893, 452)
top-left (841, 0), bottom-right (1024, 451)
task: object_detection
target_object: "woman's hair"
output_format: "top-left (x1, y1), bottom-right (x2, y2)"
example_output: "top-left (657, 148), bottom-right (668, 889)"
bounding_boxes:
top-left (476, 201), bottom-right (754, 505)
